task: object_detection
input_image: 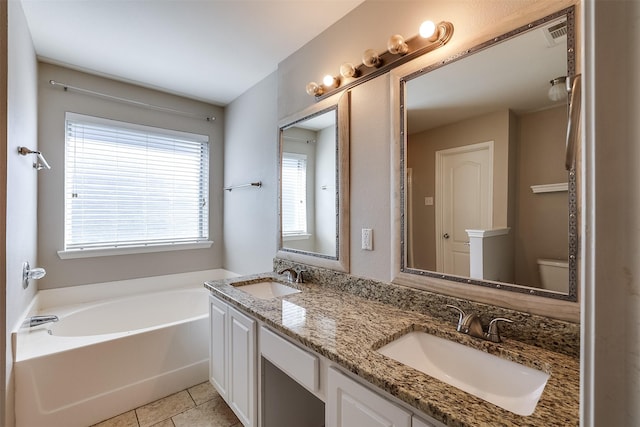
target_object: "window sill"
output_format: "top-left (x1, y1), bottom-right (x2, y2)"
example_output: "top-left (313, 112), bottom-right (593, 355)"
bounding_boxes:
top-left (283, 234), bottom-right (311, 242)
top-left (57, 241), bottom-right (214, 259)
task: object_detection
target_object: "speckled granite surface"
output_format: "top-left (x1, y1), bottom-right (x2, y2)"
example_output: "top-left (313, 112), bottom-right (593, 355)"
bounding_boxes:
top-left (273, 259), bottom-right (580, 358)
top-left (205, 272), bottom-right (579, 427)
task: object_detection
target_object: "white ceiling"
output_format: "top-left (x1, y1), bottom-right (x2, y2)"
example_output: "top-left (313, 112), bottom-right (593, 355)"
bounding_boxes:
top-left (406, 16), bottom-right (569, 134)
top-left (20, 0), bottom-right (365, 106)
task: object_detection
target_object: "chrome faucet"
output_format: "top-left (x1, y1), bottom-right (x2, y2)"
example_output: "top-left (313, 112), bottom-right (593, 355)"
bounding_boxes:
top-left (23, 315), bottom-right (59, 328)
top-left (446, 305), bottom-right (512, 343)
top-left (277, 268), bottom-right (305, 283)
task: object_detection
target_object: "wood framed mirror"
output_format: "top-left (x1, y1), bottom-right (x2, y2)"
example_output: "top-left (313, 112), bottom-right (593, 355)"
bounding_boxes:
top-left (277, 92), bottom-right (350, 272)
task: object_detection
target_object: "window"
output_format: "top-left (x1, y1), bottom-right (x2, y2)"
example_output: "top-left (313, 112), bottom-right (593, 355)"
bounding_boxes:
top-left (281, 152), bottom-right (308, 238)
top-left (61, 113), bottom-right (210, 257)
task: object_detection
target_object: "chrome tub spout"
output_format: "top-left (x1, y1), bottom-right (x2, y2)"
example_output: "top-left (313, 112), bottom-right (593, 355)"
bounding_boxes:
top-left (24, 315), bottom-right (59, 328)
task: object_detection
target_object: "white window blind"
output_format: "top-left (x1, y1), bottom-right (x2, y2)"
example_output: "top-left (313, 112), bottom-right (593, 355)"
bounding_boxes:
top-left (281, 152), bottom-right (307, 236)
top-left (64, 113), bottom-right (210, 252)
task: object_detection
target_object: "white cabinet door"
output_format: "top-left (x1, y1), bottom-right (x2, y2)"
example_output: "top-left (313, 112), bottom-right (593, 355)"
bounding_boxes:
top-left (228, 305), bottom-right (256, 427)
top-left (209, 296), bottom-right (228, 399)
top-left (208, 296), bottom-right (256, 427)
top-left (327, 367), bottom-right (411, 427)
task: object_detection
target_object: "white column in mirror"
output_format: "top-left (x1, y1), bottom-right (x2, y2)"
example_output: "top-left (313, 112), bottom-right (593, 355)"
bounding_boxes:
top-left (466, 228), bottom-right (513, 282)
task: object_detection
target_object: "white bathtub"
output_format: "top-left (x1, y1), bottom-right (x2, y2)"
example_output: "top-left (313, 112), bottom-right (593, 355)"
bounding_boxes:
top-left (14, 269), bottom-right (237, 427)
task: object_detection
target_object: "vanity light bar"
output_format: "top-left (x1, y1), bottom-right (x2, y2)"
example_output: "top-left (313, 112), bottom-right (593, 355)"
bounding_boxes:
top-left (306, 20), bottom-right (454, 100)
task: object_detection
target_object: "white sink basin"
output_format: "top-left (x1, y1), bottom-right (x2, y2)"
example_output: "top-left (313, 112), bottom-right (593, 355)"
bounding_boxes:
top-left (235, 281), bottom-right (301, 299)
top-left (377, 331), bottom-right (549, 416)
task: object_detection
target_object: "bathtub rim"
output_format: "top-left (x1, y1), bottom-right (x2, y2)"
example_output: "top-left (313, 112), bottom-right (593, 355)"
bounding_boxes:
top-left (13, 268), bottom-right (238, 362)
top-left (16, 287), bottom-right (209, 362)
top-left (46, 287), bottom-right (209, 337)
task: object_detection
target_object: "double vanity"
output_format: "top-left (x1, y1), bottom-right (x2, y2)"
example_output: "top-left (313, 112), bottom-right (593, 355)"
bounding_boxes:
top-left (205, 269), bottom-right (579, 427)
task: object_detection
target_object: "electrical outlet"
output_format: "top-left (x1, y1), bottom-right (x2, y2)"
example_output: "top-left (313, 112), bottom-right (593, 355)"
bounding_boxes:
top-left (362, 228), bottom-right (373, 250)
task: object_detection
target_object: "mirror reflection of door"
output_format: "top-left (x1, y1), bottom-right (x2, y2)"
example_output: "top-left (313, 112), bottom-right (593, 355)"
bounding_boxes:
top-left (436, 142), bottom-right (493, 276)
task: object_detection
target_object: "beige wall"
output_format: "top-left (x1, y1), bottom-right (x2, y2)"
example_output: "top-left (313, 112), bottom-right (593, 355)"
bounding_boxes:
top-left (223, 72), bottom-right (278, 275)
top-left (514, 106), bottom-right (568, 287)
top-left (37, 63), bottom-right (225, 288)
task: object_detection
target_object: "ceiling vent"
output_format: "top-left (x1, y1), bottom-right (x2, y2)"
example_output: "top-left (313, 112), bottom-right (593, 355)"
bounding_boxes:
top-left (543, 20), bottom-right (567, 47)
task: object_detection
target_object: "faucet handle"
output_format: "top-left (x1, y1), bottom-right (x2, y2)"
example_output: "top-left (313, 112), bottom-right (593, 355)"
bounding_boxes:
top-left (295, 269), bottom-right (305, 283)
top-left (485, 317), bottom-right (513, 343)
top-left (446, 304), bottom-right (467, 331)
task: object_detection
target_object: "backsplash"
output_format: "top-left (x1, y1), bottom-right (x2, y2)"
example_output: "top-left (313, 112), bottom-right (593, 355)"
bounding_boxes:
top-left (273, 259), bottom-right (579, 358)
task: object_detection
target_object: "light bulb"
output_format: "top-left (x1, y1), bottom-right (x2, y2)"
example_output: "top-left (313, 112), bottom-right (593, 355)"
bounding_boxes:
top-left (306, 82), bottom-right (323, 96)
top-left (323, 75), bottom-right (339, 88)
top-left (419, 20), bottom-right (437, 39)
top-left (362, 49), bottom-right (381, 68)
top-left (387, 34), bottom-right (409, 55)
top-left (340, 63), bottom-right (357, 78)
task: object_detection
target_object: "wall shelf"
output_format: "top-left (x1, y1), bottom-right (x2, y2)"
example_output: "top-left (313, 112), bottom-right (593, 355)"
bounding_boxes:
top-left (530, 183), bottom-right (568, 193)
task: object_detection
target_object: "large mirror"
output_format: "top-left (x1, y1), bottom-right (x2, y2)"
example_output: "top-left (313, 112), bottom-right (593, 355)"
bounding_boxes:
top-left (395, 8), bottom-right (577, 304)
top-left (277, 92), bottom-right (350, 272)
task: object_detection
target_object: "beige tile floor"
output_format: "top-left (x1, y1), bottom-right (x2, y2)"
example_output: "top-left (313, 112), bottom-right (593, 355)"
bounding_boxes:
top-left (92, 382), bottom-right (241, 427)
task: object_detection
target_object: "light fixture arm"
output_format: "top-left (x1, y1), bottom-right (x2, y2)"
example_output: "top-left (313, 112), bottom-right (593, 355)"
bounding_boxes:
top-left (308, 20), bottom-right (454, 100)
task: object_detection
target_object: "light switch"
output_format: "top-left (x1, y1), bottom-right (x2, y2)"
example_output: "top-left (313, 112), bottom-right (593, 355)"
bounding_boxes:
top-left (425, 196), bottom-right (434, 206)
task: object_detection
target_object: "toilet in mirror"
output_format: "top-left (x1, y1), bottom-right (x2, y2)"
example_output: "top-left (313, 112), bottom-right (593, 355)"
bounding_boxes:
top-left (396, 7), bottom-right (577, 301)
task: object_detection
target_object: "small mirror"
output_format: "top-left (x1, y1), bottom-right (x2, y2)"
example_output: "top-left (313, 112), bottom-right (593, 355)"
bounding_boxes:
top-left (277, 93), bottom-right (350, 272)
top-left (395, 8), bottom-right (577, 303)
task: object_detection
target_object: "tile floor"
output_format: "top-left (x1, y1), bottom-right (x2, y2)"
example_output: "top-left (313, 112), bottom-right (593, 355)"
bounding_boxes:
top-left (91, 382), bottom-right (241, 427)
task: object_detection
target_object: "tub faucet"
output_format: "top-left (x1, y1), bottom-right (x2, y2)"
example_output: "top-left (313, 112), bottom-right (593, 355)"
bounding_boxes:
top-left (446, 304), bottom-right (513, 343)
top-left (278, 268), bottom-right (305, 283)
top-left (23, 315), bottom-right (59, 328)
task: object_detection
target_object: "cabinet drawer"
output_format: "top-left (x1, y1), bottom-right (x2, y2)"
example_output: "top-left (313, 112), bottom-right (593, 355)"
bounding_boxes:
top-left (260, 326), bottom-right (319, 392)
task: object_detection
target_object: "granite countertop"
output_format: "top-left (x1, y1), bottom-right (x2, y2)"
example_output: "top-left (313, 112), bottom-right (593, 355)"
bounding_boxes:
top-left (205, 272), bottom-right (579, 427)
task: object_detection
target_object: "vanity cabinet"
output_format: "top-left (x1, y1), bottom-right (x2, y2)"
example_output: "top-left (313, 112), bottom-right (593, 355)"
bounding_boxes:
top-left (209, 293), bottom-right (443, 427)
top-left (327, 367), bottom-right (412, 427)
top-left (208, 296), bottom-right (257, 427)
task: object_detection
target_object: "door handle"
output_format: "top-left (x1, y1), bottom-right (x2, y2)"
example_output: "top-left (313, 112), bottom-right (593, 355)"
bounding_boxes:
top-left (443, 233), bottom-right (450, 239)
